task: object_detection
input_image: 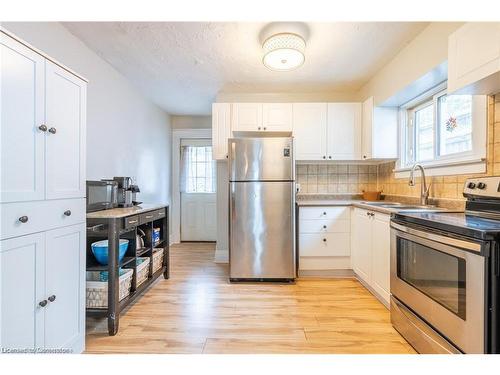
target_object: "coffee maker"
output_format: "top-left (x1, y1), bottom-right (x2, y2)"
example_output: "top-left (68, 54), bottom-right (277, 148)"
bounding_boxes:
top-left (113, 177), bottom-right (141, 207)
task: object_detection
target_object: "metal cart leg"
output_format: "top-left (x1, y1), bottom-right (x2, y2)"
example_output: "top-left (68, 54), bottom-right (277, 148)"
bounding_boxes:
top-left (107, 219), bottom-right (120, 336)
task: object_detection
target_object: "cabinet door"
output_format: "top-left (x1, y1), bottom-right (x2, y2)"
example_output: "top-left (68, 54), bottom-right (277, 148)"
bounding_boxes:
top-left (232, 103), bottom-right (262, 131)
top-left (351, 208), bottom-right (372, 284)
top-left (212, 103), bottom-right (232, 160)
top-left (0, 233), bottom-right (45, 350)
top-left (45, 61), bottom-right (86, 200)
top-left (44, 224), bottom-right (85, 352)
top-left (371, 213), bottom-right (391, 305)
top-left (1, 33), bottom-right (45, 203)
top-left (292, 103), bottom-right (328, 161)
top-left (327, 103), bottom-right (361, 160)
top-left (361, 97), bottom-right (373, 160)
top-left (262, 103), bottom-right (292, 131)
top-left (448, 23), bottom-right (500, 94)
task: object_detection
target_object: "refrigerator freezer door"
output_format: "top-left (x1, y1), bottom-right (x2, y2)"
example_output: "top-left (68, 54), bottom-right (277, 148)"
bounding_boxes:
top-left (229, 181), bottom-right (296, 279)
top-left (228, 137), bottom-right (294, 181)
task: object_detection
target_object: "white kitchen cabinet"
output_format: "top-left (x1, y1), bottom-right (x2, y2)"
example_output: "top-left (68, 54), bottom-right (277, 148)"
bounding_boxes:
top-left (351, 207), bottom-right (391, 306)
top-left (0, 233), bottom-right (45, 350)
top-left (262, 103), bottom-right (293, 131)
top-left (361, 97), bottom-right (398, 160)
top-left (327, 103), bottom-right (362, 160)
top-left (44, 224), bottom-right (85, 351)
top-left (212, 103), bottom-right (232, 160)
top-left (231, 103), bottom-right (263, 131)
top-left (0, 33), bottom-right (46, 203)
top-left (0, 225), bottom-right (85, 352)
top-left (293, 103), bottom-right (328, 160)
top-left (298, 206), bottom-right (351, 269)
top-left (0, 30), bottom-right (86, 353)
top-left (448, 22), bottom-right (500, 95)
top-left (45, 62), bottom-right (86, 200)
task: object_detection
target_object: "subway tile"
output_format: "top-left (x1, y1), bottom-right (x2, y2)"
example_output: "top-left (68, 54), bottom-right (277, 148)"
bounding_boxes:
top-left (348, 165), bottom-right (358, 174)
top-left (307, 184), bottom-right (317, 193)
top-left (337, 184), bottom-right (348, 193)
top-left (317, 184), bottom-right (328, 193)
top-left (307, 164), bottom-right (318, 174)
top-left (348, 174), bottom-right (358, 183)
top-left (327, 184), bottom-right (338, 193)
top-left (338, 174), bottom-right (348, 183)
top-left (297, 165), bottom-right (307, 174)
top-left (337, 165), bottom-right (348, 173)
top-left (318, 165), bottom-right (328, 174)
top-left (328, 174), bottom-right (339, 184)
top-left (307, 175), bottom-right (317, 184)
top-left (328, 165), bottom-right (338, 174)
top-left (359, 174), bottom-right (369, 183)
top-left (358, 165), bottom-right (369, 174)
top-left (317, 174), bottom-right (328, 184)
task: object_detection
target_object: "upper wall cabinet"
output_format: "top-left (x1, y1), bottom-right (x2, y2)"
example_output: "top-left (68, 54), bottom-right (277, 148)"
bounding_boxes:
top-left (448, 22), bottom-right (500, 95)
top-left (212, 103), bottom-right (232, 160)
top-left (232, 103), bottom-right (292, 132)
top-left (1, 32), bottom-right (87, 203)
top-left (293, 103), bottom-right (328, 160)
top-left (327, 103), bottom-right (361, 160)
top-left (361, 97), bottom-right (398, 160)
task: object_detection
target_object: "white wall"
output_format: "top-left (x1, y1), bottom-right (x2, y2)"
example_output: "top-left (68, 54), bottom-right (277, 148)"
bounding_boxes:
top-left (2, 22), bottom-right (172, 204)
top-left (172, 115), bottom-right (211, 129)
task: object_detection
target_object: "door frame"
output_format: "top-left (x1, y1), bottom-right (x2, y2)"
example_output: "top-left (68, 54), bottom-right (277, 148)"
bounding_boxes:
top-left (171, 128), bottom-right (212, 244)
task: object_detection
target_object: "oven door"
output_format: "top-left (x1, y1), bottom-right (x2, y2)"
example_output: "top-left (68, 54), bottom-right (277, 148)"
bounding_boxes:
top-left (390, 221), bottom-right (485, 353)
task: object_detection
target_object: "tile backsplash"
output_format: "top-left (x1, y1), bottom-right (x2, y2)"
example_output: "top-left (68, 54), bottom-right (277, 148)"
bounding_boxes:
top-left (296, 164), bottom-right (377, 194)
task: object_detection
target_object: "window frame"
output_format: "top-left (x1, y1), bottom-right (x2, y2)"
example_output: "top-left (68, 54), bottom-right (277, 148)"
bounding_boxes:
top-left (395, 82), bottom-right (487, 177)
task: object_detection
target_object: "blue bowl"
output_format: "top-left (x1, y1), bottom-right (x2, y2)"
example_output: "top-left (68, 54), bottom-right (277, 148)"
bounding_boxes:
top-left (91, 239), bottom-right (129, 265)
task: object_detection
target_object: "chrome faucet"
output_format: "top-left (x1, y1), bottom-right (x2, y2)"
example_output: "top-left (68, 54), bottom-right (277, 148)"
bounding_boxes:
top-left (409, 164), bottom-right (430, 206)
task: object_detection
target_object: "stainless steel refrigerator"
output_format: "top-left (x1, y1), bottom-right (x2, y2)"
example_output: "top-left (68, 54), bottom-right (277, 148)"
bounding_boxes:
top-left (228, 137), bottom-right (296, 281)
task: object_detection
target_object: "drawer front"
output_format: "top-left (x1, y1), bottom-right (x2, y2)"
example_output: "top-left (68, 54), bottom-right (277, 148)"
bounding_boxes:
top-left (124, 215), bottom-right (139, 228)
top-left (299, 233), bottom-right (350, 257)
top-left (139, 211), bottom-right (156, 225)
top-left (299, 219), bottom-right (350, 234)
top-left (155, 208), bottom-right (166, 220)
top-left (300, 206), bottom-right (350, 220)
top-left (1, 198), bottom-right (85, 240)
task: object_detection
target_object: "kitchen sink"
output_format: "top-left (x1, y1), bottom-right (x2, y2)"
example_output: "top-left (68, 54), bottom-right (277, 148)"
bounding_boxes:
top-left (360, 201), bottom-right (446, 212)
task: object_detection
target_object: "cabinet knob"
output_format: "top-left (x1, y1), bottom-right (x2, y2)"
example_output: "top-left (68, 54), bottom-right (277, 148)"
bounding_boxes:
top-left (328, 156), bottom-right (332, 159)
top-left (64, 210), bottom-right (72, 216)
top-left (48, 295), bottom-right (56, 302)
top-left (322, 156), bottom-right (326, 159)
top-left (263, 127), bottom-right (267, 130)
top-left (363, 155), bottom-right (367, 159)
top-left (48, 127), bottom-right (57, 134)
top-left (38, 124), bottom-right (48, 132)
top-left (323, 238), bottom-right (327, 242)
top-left (323, 225), bottom-right (327, 229)
top-left (39, 300), bottom-right (48, 307)
top-left (18, 216), bottom-right (29, 223)
top-left (258, 127), bottom-right (261, 130)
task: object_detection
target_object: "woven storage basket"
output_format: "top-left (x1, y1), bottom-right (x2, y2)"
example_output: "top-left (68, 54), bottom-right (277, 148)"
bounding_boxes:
top-left (136, 257), bottom-right (150, 287)
top-left (86, 268), bottom-right (133, 308)
top-left (152, 248), bottom-right (164, 273)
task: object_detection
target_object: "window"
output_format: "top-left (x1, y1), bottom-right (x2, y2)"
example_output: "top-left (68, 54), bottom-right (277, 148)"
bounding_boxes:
top-left (399, 83), bottom-right (486, 175)
top-left (181, 145), bottom-right (216, 193)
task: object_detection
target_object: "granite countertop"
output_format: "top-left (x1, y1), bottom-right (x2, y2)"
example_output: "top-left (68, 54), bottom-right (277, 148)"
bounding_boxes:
top-left (86, 203), bottom-right (168, 219)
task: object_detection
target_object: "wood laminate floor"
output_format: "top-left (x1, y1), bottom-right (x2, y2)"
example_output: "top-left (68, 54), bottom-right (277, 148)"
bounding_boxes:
top-left (85, 243), bottom-right (415, 354)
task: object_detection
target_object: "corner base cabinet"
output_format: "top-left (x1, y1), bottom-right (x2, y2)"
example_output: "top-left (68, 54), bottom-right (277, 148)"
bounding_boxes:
top-left (1, 30), bottom-right (87, 353)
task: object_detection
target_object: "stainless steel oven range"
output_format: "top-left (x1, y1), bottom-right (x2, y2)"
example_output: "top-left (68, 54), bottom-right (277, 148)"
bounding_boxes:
top-left (390, 176), bottom-right (500, 354)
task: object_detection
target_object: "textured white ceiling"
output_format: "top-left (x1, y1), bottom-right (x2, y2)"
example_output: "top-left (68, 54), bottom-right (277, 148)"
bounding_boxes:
top-left (63, 22), bottom-right (428, 115)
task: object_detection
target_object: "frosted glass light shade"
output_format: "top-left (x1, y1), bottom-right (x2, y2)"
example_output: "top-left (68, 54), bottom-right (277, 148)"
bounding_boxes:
top-left (262, 33), bottom-right (305, 71)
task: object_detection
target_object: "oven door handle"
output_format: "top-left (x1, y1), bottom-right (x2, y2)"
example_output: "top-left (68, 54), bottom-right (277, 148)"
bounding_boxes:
top-left (391, 221), bottom-right (481, 253)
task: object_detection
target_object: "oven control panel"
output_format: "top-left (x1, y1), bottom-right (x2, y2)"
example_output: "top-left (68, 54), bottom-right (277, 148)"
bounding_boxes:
top-left (463, 176), bottom-right (500, 198)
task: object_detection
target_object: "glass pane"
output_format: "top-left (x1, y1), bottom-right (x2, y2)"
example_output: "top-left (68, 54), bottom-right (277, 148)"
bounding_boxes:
top-left (415, 103), bottom-right (434, 162)
top-left (397, 238), bottom-right (466, 319)
top-left (438, 95), bottom-right (473, 156)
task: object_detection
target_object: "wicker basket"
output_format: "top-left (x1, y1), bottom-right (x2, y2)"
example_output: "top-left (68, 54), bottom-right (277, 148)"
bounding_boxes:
top-left (86, 268), bottom-right (133, 308)
top-left (136, 257), bottom-right (150, 287)
top-left (152, 248), bottom-right (164, 273)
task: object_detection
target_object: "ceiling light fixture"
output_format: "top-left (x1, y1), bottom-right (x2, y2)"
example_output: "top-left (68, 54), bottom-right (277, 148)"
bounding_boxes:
top-left (262, 33), bottom-right (306, 72)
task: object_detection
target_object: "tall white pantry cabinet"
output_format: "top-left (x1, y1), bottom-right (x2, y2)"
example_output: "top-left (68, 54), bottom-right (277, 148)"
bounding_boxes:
top-left (0, 30), bottom-right (87, 353)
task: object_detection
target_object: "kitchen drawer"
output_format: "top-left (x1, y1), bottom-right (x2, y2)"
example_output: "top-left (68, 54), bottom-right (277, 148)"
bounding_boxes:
top-left (123, 215), bottom-right (139, 228)
top-left (1, 198), bottom-right (85, 240)
top-left (155, 208), bottom-right (166, 220)
top-left (139, 211), bottom-right (157, 225)
top-left (299, 233), bottom-right (350, 257)
top-left (299, 219), bottom-right (350, 234)
top-left (300, 206), bottom-right (350, 221)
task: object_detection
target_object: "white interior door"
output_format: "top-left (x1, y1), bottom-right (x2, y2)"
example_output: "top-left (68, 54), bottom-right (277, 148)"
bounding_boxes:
top-left (180, 140), bottom-right (217, 241)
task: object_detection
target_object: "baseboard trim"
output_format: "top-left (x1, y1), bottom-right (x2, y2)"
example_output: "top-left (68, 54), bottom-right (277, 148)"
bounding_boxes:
top-left (214, 249), bottom-right (229, 263)
top-left (298, 269), bottom-right (355, 278)
top-left (354, 273), bottom-right (390, 309)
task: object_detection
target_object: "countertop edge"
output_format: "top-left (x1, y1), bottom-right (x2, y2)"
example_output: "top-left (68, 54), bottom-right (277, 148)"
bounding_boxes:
top-left (86, 204), bottom-right (169, 219)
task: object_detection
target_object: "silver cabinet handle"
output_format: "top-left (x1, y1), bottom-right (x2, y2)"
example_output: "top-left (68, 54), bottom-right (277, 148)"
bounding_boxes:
top-left (39, 300), bottom-right (47, 307)
top-left (128, 220), bottom-right (138, 224)
top-left (64, 210), bottom-right (71, 216)
top-left (145, 215), bottom-right (153, 219)
top-left (38, 124), bottom-right (47, 132)
top-left (48, 127), bottom-right (57, 134)
top-left (48, 295), bottom-right (56, 302)
top-left (18, 216), bottom-right (29, 223)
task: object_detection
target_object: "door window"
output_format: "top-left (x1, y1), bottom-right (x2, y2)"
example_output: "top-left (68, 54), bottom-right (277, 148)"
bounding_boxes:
top-left (181, 145), bottom-right (216, 193)
top-left (397, 238), bottom-right (466, 319)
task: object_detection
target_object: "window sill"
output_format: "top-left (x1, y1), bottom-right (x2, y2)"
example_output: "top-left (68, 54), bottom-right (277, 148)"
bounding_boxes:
top-left (394, 158), bottom-right (486, 178)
